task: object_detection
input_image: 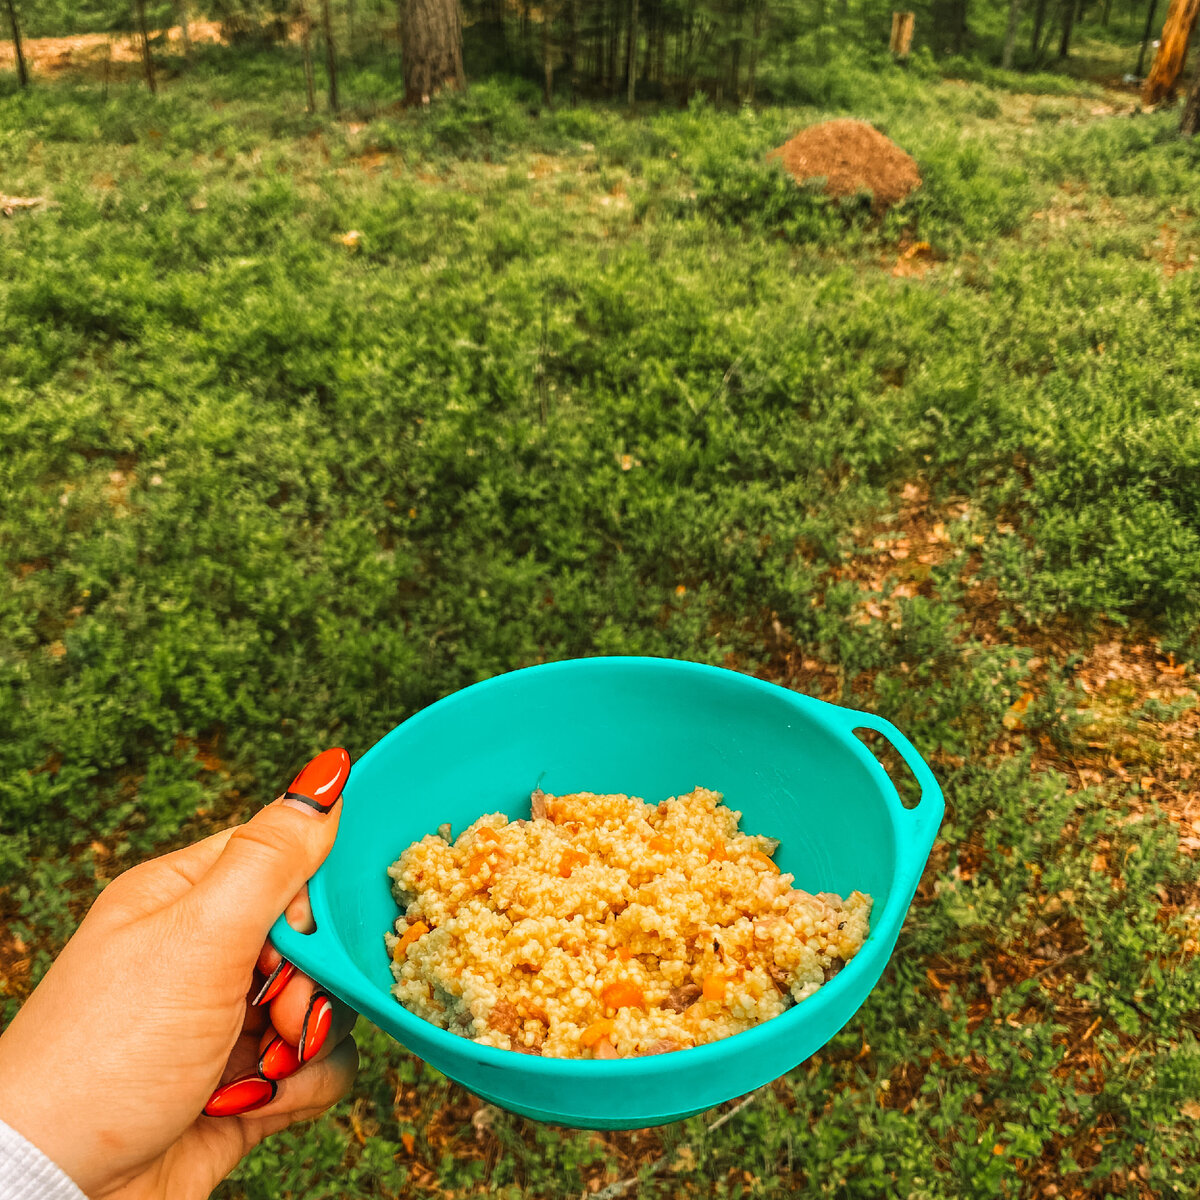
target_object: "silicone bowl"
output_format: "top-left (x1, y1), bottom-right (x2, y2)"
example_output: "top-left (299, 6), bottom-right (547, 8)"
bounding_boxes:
top-left (271, 656), bottom-right (942, 1129)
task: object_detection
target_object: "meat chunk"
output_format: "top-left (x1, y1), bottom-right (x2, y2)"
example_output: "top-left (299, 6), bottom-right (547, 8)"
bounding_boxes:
top-left (663, 983), bottom-right (702, 1013)
top-left (641, 1039), bottom-right (684, 1056)
top-left (767, 963), bottom-right (792, 993)
top-left (531, 789), bottom-right (549, 820)
top-left (489, 999), bottom-right (522, 1037)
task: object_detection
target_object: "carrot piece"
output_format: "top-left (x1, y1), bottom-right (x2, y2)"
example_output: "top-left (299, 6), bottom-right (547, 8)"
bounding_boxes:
top-left (648, 835), bottom-right (673, 853)
top-left (749, 851), bottom-right (780, 873)
top-left (465, 849), bottom-right (509, 879)
top-left (706, 840), bottom-right (728, 863)
top-left (580, 1018), bottom-right (616, 1047)
top-left (393, 921), bottom-right (430, 960)
top-left (476, 827), bottom-right (502, 844)
top-left (606, 945), bottom-right (633, 962)
top-left (702, 974), bottom-right (726, 1003)
top-left (559, 848), bottom-right (590, 878)
top-left (602, 980), bottom-right (645, 1010)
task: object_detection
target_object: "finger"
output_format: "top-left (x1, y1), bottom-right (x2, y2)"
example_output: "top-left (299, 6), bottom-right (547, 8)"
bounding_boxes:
top-left (150, 826), bottom-right (237, 889)
top-left (268, 1035), bottom-right (359, 1122)
top-left (249, 886), bottom-right (313, 1002)
top-left (284, 885), bottom-right (314, 934)
top-left (254, 887), bottom-right (314, 984)
top-left (187, 749), bottom-right (350, 945)
top-left (94, 826), bottom-right (239, 918)
top-left (205, 1036), bottom-right (359, 1127)
top-left (257, 1007), bottom-right (356, 1070)
top-left (269, 974), bottom-right (356, 1061)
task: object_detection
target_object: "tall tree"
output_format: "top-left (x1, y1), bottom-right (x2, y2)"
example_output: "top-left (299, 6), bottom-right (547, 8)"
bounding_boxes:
top-left (299, 2), bottom-right (317, 112)
top-left (1137, 0), bottom-right (1160, 75)
top-left (401, 0), bottom-right (466, 104)
top-left (1143, 0), bottom-right (1200, 102)
top-left (1181, 63), bottom-right (1200, 132)
top-left (3, 0), bottom-right (28, 88)
top-left (135, 0), bottom-right (158, 94)
top-left (1001, 0), bottom-right (1023, 68)
top-left (177, 0), bottom-right (192, 57)
top-left (627, 0), bottom-right (638, 104)
top-left (1030, 0), bottom-right (1049, 58)
top-left (1142, 0), bottom-right (1200, 100)
top-left (1057, 0), bottom-right (1080, 57)
top-left (320, 0), bottom-right (340, 112)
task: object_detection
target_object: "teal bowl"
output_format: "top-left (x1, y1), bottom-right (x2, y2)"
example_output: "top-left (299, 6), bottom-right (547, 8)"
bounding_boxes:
top-left (271, 656), bottom-right (943, 1129)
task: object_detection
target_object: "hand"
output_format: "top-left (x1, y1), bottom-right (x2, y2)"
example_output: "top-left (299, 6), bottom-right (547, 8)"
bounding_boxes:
top-left (0, 749), bottom-right (360, 1200)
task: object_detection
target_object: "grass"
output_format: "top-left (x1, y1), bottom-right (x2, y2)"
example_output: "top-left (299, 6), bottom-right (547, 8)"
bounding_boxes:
top-left (2, 41), bottom-right (1200, 1199)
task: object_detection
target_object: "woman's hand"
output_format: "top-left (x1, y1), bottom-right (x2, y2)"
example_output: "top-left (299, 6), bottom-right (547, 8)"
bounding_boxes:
top-left (0, 749), bottom-right (359, 1200)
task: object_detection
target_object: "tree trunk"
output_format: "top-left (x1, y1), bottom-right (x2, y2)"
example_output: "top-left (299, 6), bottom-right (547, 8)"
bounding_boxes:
top-left (401, 0), bottom-right (465, 104)
top-left (321, 0), bottom-right (340, 112)
top-left (1058, 0), bottom-right (1080, 56)
top-left (608, 0), bottom-right (619, 95)
top-left (301, 11), bottom-right (317, 113)
top-left (3, 0), bottom-right (28, 88)
top-left (1142, 0), bottom-right (1200, 102)
top-left (1030, 0), bottom-right (1049, 55)
top-left (135, 0), bottom-right (158, 94)
top-left (568, 0), bottom-right (578, 101)
top-left (543, 1), bottom-right (554, 104)
top-left (1181, 63), bottom-right (1200, 130)
top-left (1001, 0), bottom-right (1023, 66)
top-left (627, 0), bottom-right (638, 104)
top-left (177, 0), bottom-right (192, 57)
top-left (1136, 0), bottom-right (1158, 75)
top-left (747, 0), bottom-right (762, 101)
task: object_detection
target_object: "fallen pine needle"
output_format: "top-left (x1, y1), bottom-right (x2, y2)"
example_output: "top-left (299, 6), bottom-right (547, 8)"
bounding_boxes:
top-left (1, 195), bottom-right (52, 216)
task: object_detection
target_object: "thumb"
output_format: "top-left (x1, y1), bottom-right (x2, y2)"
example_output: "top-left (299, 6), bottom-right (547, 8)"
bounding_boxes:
top-left (190, 748), bottom-right (351, 943)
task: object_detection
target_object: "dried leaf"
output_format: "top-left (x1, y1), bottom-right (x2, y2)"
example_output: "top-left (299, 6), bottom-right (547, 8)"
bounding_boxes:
top-left (1003, 692), bottom-right (1034, 730)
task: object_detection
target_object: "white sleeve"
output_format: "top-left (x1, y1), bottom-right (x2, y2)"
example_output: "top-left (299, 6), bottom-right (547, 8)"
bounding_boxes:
top-left (0, 1118), bottom-right (86, 1200)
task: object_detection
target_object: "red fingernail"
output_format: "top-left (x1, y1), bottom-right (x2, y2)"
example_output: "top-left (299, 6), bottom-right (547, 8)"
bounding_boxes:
top-left (251, 959), bottom-right (295, 1007)
top-left (204, 1076), bottom-right (277, 1117)
top-left (258, 1033), bottom-right (303, 1081)
top-left (283, 747), bottom-right (350, 815)
top-left (300, 990), bottom-right (334, 1063)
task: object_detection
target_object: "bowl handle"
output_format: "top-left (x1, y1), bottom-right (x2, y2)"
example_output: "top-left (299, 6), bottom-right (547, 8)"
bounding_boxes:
top-left (267, 895), bottom-right (360, 1006)
top-left (841, 710), bottom-right (944, 896)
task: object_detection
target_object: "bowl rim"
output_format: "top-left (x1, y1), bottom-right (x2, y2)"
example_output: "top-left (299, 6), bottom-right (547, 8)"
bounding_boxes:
top-left (287, 654), bottom-right (941, 1078)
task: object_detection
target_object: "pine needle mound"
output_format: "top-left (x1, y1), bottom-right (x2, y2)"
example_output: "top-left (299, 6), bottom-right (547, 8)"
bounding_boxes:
top-left (768, 119), bottom-right (921, 212)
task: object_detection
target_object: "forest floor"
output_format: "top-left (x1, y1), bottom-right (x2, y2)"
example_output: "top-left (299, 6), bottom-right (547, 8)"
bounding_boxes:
top-left (3, 39), bottom-right (1200, 1200)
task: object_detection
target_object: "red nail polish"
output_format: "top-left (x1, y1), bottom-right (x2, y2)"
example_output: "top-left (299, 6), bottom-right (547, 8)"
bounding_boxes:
top-left (300, 991), bottom-right (334, 1063)
top-left (258, 1034), bottom-right (303, 1081)
top-left (252, 959), bottom-right (295, 1007)
top-left (204, 1076), bottom-right (277, 1117)
top-left (284, 748), bottom-right (351, 814)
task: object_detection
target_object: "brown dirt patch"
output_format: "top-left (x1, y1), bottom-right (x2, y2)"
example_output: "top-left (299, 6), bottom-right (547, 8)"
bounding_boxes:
top-left (0, 22), bottom-right (222, 81)
top-left (768, 119), bottom-right (921, 213)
